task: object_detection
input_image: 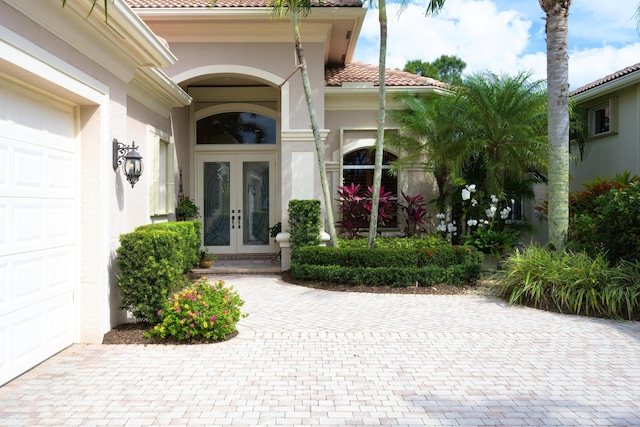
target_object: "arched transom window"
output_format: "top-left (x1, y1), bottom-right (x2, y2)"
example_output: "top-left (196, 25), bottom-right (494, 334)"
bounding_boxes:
top-left (196, 112), bottom-right (276, 145)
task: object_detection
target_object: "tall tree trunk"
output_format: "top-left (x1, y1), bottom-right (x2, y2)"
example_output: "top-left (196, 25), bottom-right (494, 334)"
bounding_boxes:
top-left (540, 0), bottom-right (571, 250)
top-left (292, 12), bottom-right (339, 246)
top-left (367, 0), bottom-right (387, 248)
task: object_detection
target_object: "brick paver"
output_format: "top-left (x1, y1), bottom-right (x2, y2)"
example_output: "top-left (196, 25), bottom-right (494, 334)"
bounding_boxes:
top-left (1, 275), bottom-right (639, 426)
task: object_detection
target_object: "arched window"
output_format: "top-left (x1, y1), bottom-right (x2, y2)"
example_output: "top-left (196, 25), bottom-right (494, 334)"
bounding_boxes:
top-left (343, 149), bottom-right (398, 228)
top-left (196, 112), bottom-right (276, 145)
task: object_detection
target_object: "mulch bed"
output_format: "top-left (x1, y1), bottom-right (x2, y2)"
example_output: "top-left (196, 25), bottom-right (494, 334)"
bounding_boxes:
top-left (102, 323), bottom-right (238, 345)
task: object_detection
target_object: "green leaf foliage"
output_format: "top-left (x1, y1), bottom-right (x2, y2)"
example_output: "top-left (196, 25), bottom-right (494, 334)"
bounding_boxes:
top-left (288, 199), bottom-right (322, 260)
top-left (292, 237), bottom-right (482, 286)
top-left (135, 221), bottom-right (202, 271)
top-left (146, 278), bottom-right (247, 342)
top-left (116, 221), bottom-right (201, 324)
top-left (568, 177), bottom-right (640, 264)
top-left (116, 229), bottom-right (190, 324)
top-left (499, 245), bottom-right (640, 320)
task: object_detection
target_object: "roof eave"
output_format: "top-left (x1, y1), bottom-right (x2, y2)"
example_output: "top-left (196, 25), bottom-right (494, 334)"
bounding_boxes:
top-left (325, 86), bottom-right (452, 96)
top-left (572, 71), bottom-right (640, 103)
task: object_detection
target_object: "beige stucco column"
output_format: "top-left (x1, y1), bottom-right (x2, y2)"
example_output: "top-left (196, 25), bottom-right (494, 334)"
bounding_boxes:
top-left (279, 129), bottom-right (330, 270)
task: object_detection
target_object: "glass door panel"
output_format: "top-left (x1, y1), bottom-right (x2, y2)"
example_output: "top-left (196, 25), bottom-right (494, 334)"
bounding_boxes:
top-left (243, 161), bottom-right (270, 246)
top-left (203, 161), bottom-right (231, 247)
top-left (198, 153), bottom-right (275, 254)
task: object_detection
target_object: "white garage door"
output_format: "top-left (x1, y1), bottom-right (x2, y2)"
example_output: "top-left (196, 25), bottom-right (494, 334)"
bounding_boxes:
top-left (0, 78), bottom-right (77, 386)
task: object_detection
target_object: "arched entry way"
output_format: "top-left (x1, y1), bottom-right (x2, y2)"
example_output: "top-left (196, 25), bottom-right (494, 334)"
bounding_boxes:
top-left (176, 68), bottom-right (284, 255)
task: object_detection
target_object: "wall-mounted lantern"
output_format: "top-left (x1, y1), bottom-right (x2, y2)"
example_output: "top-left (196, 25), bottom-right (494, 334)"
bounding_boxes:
top-left (113, 138), bottom-right (143, 188)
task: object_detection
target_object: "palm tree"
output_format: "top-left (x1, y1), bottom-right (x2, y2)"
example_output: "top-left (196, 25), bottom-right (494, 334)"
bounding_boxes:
top-left (366, 0), bottom-right (448, 248)
top-left (388, 93), bottom-right (458, 212)
top-left (442, 71), bottom-right (548, 197)
top-left (539, 0), bottom-right (571, 250)
top-left (270, 0), bottom-right (339, 247)
top-left (390, 71), bottom-right (547, 210)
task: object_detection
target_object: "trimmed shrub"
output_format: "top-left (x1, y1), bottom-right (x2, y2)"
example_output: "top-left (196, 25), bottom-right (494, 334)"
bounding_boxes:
top-left (135, 221), bottom-right (202, 271)
top-left (145, 278), bottom-right (247, 342)
top-left (291, 237), bottom-right (483, 286)
top-left (288, 199), bottom-right (322, 260)
top-left (116, 229), bottom-right (190, 324)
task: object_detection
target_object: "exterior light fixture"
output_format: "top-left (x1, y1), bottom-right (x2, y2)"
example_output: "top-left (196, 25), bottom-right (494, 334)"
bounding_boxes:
top-left (113, 138), bottom-right (143, 188)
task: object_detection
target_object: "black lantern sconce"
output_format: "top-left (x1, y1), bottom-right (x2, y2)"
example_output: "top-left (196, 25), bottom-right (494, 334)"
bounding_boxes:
top-left (113, 138), bottom-right (143, 188)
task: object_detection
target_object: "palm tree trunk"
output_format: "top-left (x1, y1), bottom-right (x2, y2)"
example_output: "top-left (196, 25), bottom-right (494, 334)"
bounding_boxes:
top-left (541, 0), bottom-right (571, 250)
top-left (292, 12), bottom-right (339, 246)
top-left (367, 0), bottom-right (387, 248)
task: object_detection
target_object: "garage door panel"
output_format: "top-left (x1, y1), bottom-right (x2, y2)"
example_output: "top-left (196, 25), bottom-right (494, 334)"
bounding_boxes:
top-left (0, 202), bottom-right (7, 250)
top-left (0, 292), bottom-right (73, 385)
top-left (2, 248), bottom-right (73, 312)
top-left (13, 202), bottom-right (44, 248)
top-left (46, 201), bottom-right (74, 245)
top-left (0, 259), bottom-right (7, 307)
top-left (13, 254), bottom-right (45, 304)
top-left (47, 104), bottom-right (75, 139)
top-left (12, 86), bottom-right (47, 132)
top-left (48, 152), bottom-right (75, 196)
top-left (47, 248), bottom-right (74, 295)
top-left (9, 199), bottom-right (74, 253)
top-left (47, 294), bottom-right (74, 346)
top-left (0, 78), bottom-right (76, 386)
top-left (13, 312), bottom-right (44, 360)
top-left (0, 142), bottom-right (7, 188)
top-left (14, 147), bottom-right (46, 193)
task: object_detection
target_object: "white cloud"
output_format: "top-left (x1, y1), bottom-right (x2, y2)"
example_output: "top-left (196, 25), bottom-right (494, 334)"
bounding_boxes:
top-left (353, 0), bottom-right (640, 90)
top-left (357, 0), bottom-right (533, 74)
top-left (569, 43), bottom-right (640, 89)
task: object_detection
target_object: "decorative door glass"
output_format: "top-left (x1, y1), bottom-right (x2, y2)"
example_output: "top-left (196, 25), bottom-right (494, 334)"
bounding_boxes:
top-left (243, 161), bottom-right (270, 246)
top-left (203, 161), bottom-right (231, 246)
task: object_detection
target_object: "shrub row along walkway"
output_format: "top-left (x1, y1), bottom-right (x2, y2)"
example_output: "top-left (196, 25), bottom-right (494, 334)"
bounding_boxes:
top-left (1, 275), bottom-right (639, 426)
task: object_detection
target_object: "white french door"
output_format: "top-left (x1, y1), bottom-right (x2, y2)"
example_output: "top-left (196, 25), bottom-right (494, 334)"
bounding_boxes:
top-left (197, 153), bottom-right (276, 254)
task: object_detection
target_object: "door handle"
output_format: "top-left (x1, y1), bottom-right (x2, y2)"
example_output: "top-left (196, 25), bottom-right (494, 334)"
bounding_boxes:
top-left (231, 209), bottom-right (235, 229)
top-left (237, 209), bottom-right (241, 229)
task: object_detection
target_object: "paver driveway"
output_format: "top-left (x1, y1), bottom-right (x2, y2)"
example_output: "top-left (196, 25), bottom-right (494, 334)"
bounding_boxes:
top-left (1, 275), bottom-right (640, 426)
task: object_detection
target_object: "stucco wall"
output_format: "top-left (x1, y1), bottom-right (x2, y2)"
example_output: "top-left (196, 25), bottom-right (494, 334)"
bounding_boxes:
top-left (162, 41), bottom-right (327, 130)
top-left (0, 2), bottom-right (179, 343)
top-left (571, 85), bottom-right (640, 189)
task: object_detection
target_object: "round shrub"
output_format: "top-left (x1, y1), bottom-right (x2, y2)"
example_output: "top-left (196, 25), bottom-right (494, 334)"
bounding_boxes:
top-left (116, 229), bottom-right (189, 324)
top-left (145, 278), bottom-right (247, 342)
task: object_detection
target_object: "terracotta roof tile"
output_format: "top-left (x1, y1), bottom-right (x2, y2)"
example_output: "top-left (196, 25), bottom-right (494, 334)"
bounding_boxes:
top-left (571, 62), bottom-right (640, 96)
top-left (126, 0), bottom-right (362, 8)
top-left (325, 62), bottom-right (447, 88)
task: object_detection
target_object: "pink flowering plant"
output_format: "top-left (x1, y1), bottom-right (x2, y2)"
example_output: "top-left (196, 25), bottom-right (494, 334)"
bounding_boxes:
top-left (145, 278), bottom-right (247, 341)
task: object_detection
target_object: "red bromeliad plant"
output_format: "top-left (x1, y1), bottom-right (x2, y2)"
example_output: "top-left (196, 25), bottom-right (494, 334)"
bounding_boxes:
top-left (399, 191), bottom-right (427, 237)
top-left (337, 183), bottom-right (368, 238)
top-left (337, 184), bottom-right (397, 238)
top-left (363, 185), bottom-right (396, 227)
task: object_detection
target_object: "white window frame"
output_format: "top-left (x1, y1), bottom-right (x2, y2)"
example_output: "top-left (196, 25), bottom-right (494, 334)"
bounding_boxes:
top-left (148, 126), bottom-right (175, 218)
top-left (587, 97), bottom-right (618, 138)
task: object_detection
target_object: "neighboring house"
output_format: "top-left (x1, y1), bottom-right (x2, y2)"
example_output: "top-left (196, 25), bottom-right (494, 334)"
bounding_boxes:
top-left (570, 63), bottom-right (640, 186)
top-left (530, 63), bottom-right (640, 244)
top-left (0, 0), bottom-right (444, 384)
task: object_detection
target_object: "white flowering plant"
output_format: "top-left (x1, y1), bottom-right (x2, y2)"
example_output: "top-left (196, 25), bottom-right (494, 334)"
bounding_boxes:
top-left (439, 183), bottom-right (519, 257)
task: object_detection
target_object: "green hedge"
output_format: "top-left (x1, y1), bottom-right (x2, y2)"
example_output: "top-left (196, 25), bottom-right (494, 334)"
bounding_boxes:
top-left (135, 221), bottom-right (202, 271)
top-left (115, 221), bottom-right (201, 324)
top-left (288, 199), bottom-right (322, 260)
top-left (291, 238), bottom-right (483, 286)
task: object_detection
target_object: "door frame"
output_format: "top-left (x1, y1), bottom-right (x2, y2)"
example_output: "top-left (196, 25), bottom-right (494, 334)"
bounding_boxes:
top-left (195, 150), bottom-right (278, 255)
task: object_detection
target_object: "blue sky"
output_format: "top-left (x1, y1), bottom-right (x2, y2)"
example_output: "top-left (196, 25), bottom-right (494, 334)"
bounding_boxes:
top-left (353, 0), bottom-right (640, 89)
